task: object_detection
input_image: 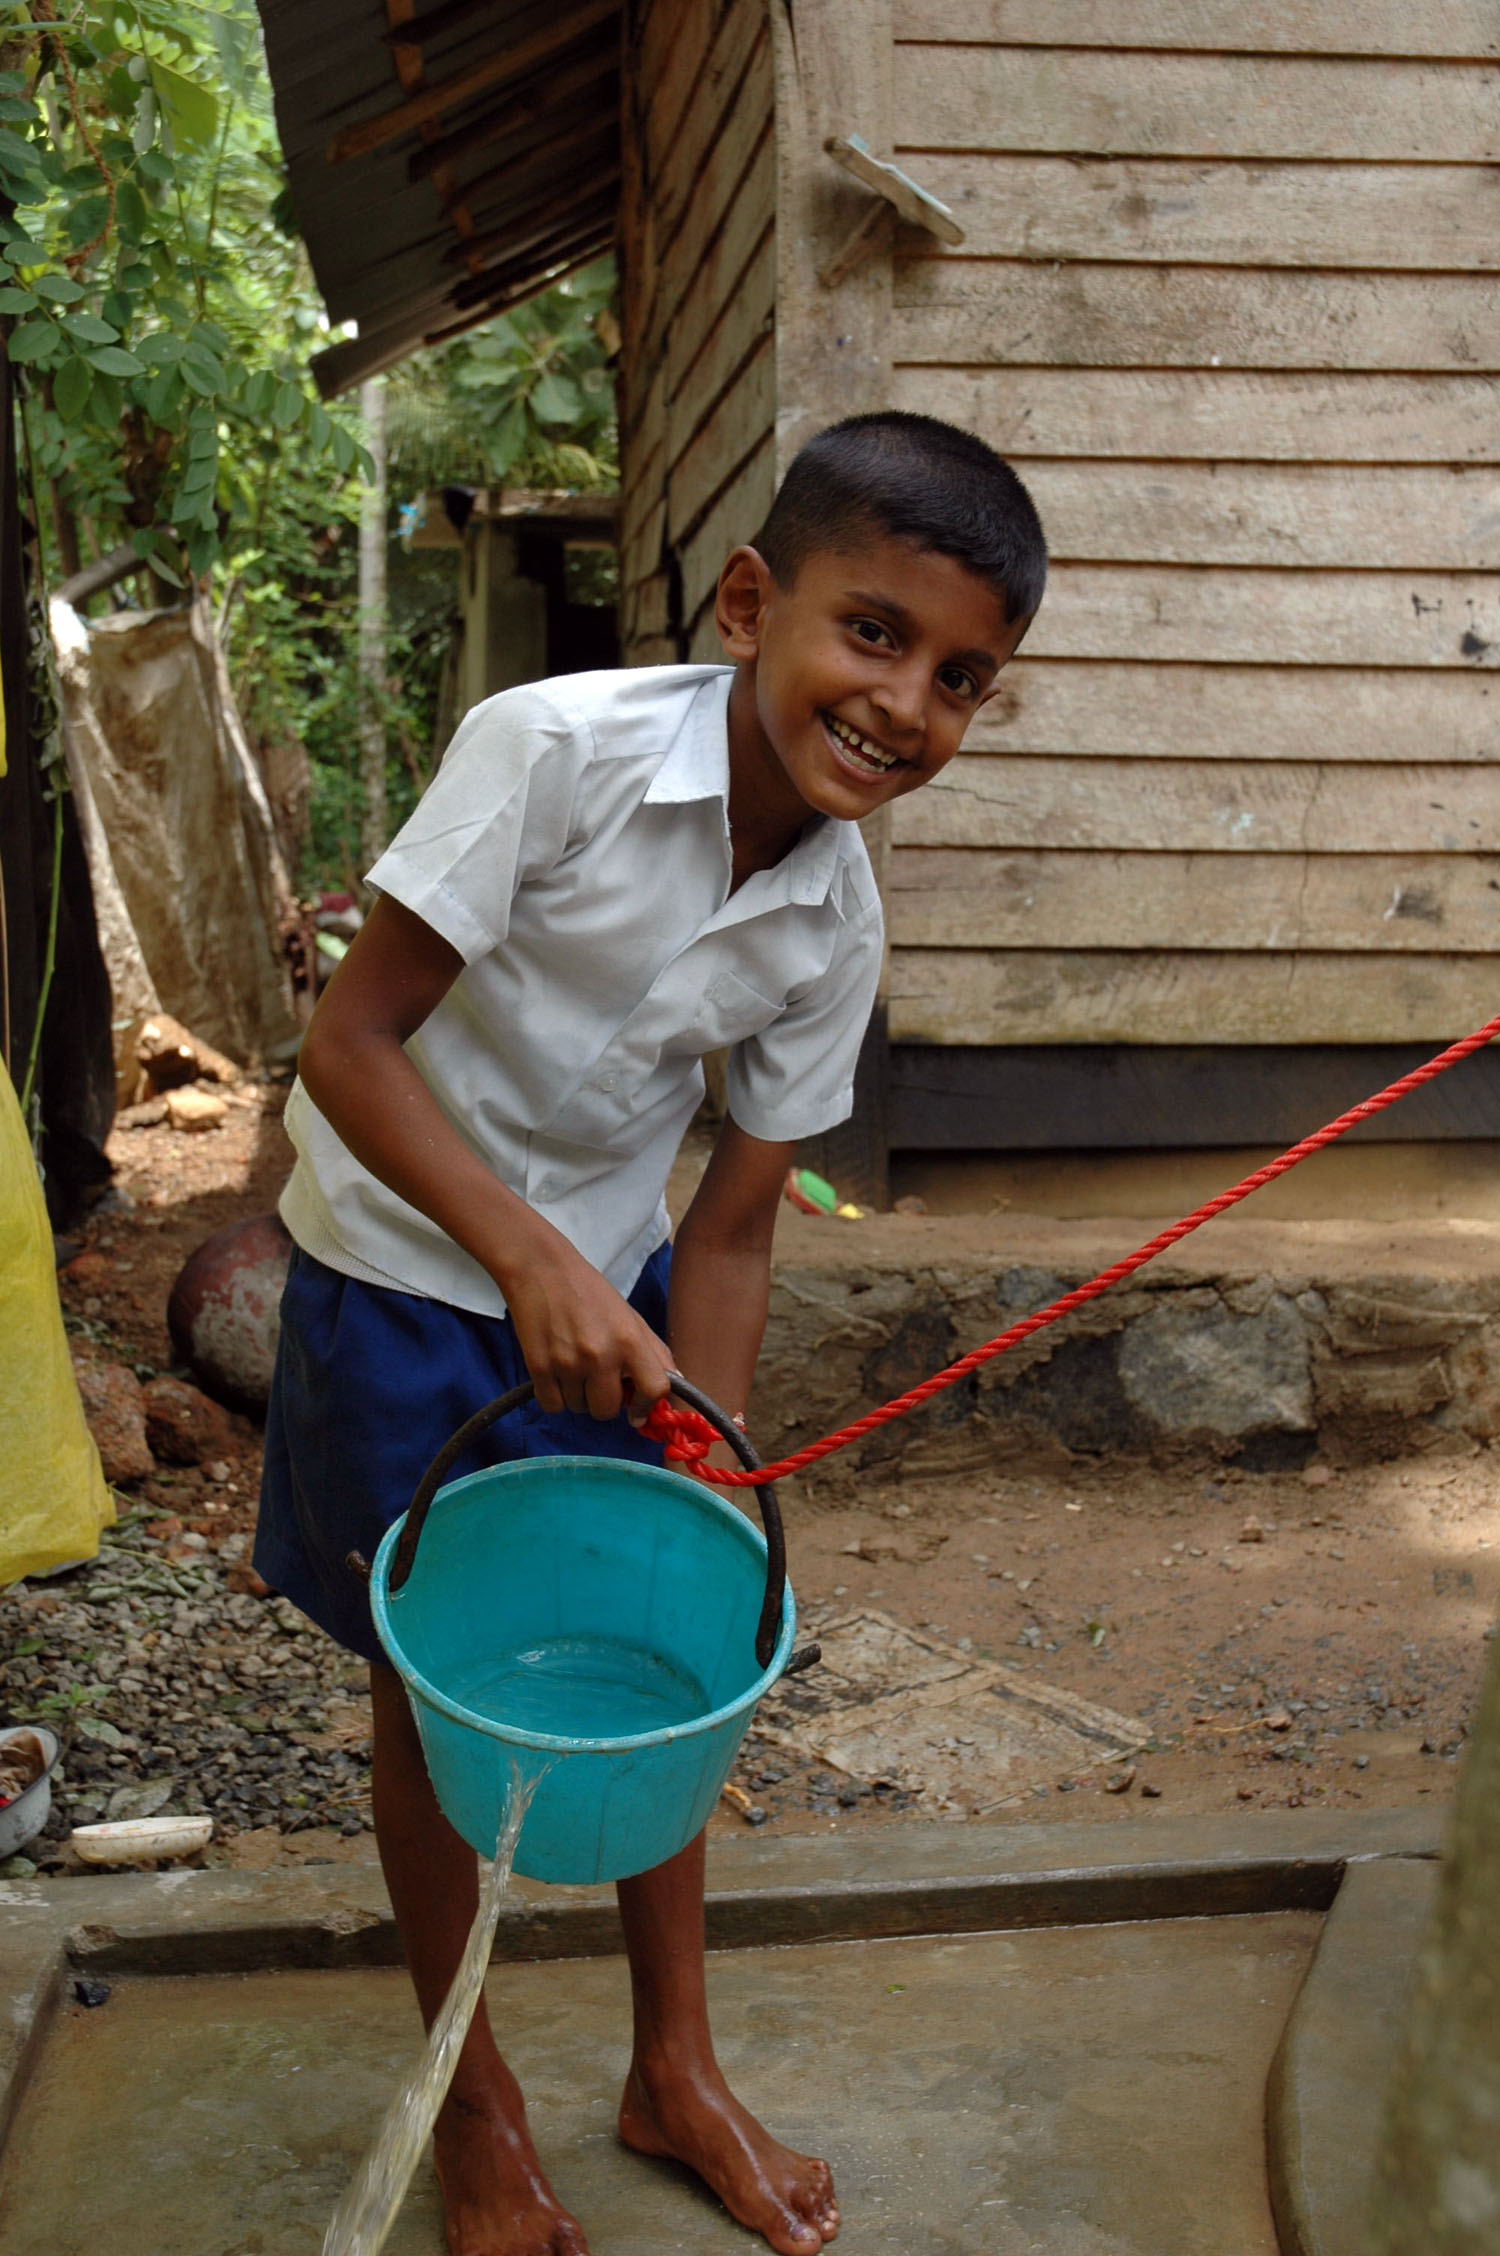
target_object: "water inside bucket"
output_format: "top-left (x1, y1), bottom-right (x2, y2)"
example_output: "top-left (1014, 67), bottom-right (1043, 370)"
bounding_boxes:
top-left (447, 1632), bottom-right (709, 1742)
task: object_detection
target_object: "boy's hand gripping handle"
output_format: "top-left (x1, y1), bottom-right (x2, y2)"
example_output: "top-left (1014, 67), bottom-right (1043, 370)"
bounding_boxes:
top-left (379, 1375), bottom-right (817, 1676)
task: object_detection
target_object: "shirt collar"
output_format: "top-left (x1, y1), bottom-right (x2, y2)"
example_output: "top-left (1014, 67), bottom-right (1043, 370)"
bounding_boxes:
top-left (643, 667), bottom-right (848, 908)
top-left (642, 669), bottom-right (735, 809)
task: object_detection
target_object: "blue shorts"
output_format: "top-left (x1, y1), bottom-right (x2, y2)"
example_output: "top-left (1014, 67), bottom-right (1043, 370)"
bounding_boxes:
top-left (254, 1243), bottom-right (672, 1664)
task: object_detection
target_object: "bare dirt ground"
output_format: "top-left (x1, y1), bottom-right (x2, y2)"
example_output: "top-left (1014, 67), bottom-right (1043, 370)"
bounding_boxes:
top-left (20, 1087), bottom-right (1496, 1874)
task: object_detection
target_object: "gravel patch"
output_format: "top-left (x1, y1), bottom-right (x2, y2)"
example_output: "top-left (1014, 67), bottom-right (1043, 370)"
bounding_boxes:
top-left (0, 1495), bottom-right (372, 1875)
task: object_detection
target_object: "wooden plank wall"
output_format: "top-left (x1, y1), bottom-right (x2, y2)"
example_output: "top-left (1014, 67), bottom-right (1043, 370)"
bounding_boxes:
top-left (618, 0), bottom-right (776, 666)
top-left (887, 4), bottom-right (1500, 1056)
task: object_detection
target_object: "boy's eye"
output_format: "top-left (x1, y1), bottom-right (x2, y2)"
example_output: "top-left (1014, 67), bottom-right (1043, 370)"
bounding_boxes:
top-left (938, 664), bottom-right (979, 698)
top-left (850, 617), bottom-right (893, 647)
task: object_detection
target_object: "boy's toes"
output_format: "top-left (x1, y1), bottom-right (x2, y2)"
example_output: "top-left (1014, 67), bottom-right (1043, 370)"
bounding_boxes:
top-left (798, 2158), bottom-right (839, 2240)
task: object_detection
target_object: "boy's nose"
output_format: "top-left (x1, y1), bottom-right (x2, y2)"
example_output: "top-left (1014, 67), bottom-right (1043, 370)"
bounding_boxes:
top-left (870, 666), bottom-right (927, 739)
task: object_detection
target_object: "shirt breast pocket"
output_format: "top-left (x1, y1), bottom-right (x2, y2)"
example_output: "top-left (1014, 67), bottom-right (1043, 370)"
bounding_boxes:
top-left (682, 969), bottom-right (787, 1055)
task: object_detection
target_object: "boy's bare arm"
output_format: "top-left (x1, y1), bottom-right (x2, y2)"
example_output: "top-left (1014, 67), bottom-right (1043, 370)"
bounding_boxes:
top-left (667, 1120), bottom-right (794, 1430)
top-left (297, 895), bottom-right (672, 1419)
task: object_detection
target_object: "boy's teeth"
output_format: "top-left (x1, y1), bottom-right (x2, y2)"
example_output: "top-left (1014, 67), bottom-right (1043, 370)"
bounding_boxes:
top-left (827, 714), bottom-right (896, 770)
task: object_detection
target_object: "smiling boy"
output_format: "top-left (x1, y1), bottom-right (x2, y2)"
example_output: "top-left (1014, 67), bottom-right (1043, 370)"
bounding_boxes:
top-left (255, 411), bottom-right (1045, 2256)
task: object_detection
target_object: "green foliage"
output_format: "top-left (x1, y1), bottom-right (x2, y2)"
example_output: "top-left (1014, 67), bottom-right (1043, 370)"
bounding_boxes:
top-left (1, 0), bottom-right (370, 584)
top-left (386, 259), bottom-right (619, 495)
top-left (3, 4), bottom-right (621, 895)
top-left (221, 449), bottom-right (455, 890)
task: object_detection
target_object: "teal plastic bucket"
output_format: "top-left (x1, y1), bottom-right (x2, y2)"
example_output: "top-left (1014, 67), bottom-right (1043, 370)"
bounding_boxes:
top-left (367, 1382), bottom-right (802, 1885)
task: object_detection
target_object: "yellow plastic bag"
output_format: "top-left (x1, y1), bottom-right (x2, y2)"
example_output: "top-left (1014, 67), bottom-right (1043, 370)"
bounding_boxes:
top-left (0, 1067), bottom-right (114, 1584)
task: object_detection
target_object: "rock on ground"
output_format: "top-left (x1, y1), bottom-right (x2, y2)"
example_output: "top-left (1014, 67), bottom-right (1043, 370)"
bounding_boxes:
top-left (69, 1356), bottom-right (152, 1486)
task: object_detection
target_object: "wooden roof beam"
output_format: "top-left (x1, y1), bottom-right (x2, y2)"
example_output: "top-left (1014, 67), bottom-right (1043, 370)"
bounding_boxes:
top-left (410, 41), bottom-right (618, 184)
top-left (451, 205), bottom-right (618, 307)
top-left (381, 0), bottom-right (508, 45)
top-left (326, 0), bottom-right (619, 163)
top-left (441, 141), bottom-right (618, 266)
top-left (422, 237), bottom-right (614, 346)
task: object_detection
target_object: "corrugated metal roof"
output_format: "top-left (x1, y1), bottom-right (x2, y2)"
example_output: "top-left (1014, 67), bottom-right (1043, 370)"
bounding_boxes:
top-left (256, 0), bottom-right (621, 396)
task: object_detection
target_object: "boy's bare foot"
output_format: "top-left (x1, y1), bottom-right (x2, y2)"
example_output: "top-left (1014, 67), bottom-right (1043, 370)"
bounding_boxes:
top-left (618, 2059), bottom-right (839, 2253)
top-left (434, 2087), bottom-right (590, 2256)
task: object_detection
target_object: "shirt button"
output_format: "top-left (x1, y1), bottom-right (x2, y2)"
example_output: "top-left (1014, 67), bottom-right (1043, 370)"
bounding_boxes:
top-left (596, 1072), bottom-right (617, 1092)
top-left (535, 1178), bottom-right (558, 1201)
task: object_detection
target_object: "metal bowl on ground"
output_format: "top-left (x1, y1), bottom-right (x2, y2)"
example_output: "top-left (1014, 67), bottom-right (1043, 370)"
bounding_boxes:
top-left (0, 1725), bottom-right (59, 1860)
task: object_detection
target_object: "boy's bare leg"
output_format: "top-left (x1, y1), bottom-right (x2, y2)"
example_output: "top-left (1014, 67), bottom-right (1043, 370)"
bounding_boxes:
top-left (370, 1664), bottom-right (590, 2256)
top-left (616, 1830), bottom-right (840, 2252)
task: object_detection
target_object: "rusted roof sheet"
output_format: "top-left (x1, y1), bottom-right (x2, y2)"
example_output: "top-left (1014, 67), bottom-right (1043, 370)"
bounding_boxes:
top-left (256, 0), bottom-right (621, 396)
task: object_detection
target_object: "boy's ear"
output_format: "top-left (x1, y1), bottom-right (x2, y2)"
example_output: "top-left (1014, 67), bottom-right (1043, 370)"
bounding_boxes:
top-left (715, 546), bottom-right (775, 663)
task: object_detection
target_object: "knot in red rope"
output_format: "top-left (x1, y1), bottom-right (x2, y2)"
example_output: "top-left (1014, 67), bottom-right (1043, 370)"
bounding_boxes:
top-left (638, 1397), bottom-right (718, 1465)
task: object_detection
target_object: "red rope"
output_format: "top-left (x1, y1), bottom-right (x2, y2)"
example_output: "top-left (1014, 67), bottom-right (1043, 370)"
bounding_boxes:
top-left (641, 1010), bottom-right (1500, 1486)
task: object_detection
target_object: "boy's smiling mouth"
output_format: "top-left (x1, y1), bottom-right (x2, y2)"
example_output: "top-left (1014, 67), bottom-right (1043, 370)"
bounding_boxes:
top-left (819, 710), bottom-right (904, 780)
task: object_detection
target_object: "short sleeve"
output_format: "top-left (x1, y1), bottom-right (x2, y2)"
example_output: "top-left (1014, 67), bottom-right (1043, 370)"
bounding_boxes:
top-left (365, 684), bottom-right (591, 964)
top-left (725, 889), bottom-right (884, 1143)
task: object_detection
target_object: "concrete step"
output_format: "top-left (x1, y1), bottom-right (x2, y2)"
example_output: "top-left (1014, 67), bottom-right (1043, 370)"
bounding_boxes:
top-left (1267, 1856), bottom-right (1439, 2256)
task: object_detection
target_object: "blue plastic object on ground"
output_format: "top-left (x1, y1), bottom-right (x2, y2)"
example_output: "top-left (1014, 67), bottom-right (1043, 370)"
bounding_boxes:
top-left (370, 1451), bottom-right (795, 1883)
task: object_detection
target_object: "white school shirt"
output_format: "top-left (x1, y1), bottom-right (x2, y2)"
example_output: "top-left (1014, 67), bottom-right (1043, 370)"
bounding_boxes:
top-left (279, 665), bottom-right (884, 1318)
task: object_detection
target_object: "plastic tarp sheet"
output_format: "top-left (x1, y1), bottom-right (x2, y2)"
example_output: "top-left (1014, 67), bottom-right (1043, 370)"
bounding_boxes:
top-left (53, 595), bottom-right (298, 1065)
top-left (0, 1068), bottom-right (113, 1584)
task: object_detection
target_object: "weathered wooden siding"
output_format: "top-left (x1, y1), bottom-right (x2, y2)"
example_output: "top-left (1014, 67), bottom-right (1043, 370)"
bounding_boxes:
top-left (889, 8), bottom-right (1500, 1053)
top-left (618, 0), bottom-right (775, 666)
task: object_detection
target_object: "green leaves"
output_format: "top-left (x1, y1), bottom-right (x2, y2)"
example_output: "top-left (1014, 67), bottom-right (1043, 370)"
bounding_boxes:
top-left (66, 195), bottom-right (111, 250)
top-left (5, 0), bottom-right (424, 616)
top-left (241, 369), bottom-right (276, 417)
top-left (114, 177), bottom-right (150, 240)
top-left (146, 59), bottom-right (220, 152)
top-left (179, 346), bottom-right (225, 396)
top-left (0, 128), bottom-right (44, 188)
top-left (529, 368), bottom-right (582, 425)
top-left (33, 272), bottom-right (86, 304)
top-left (87, 345), bottom-right (145, 376)
top-left (7, 318), bottom-right (61, 365)
top-left (53, 355), bottom-right (94, 423)
top-left (140, 367), bottom-right (182, 424)
top-left (387, 258), bottom-right (619, 493)
top-left (135, 331), bottom-right (185, 366)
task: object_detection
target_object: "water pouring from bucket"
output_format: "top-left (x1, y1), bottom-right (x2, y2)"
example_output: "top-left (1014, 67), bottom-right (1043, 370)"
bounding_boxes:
top-left (364, 1376), bottom-right (817, 1887)
top-left (322, 1759), bottom-right (542, 2256)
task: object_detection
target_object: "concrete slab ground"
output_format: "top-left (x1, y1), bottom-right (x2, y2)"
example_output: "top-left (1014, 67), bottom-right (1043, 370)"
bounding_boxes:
top-left (0, 1916), bottom-right (1318, 2256)
top-left (0, 1810), bottom-right (1441, 2256)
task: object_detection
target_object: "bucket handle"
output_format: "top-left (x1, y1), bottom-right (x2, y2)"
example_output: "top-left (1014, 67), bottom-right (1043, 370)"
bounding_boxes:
top-left (382, 1375), bottom-right (816, 1676)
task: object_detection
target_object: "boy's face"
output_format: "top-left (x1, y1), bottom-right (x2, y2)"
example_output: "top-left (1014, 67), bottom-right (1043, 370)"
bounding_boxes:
top-left (717, 534), bottom-right (1031, 827)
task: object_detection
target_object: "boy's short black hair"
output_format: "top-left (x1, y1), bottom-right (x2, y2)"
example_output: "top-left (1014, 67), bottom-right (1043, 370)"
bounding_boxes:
top-left (754, 411), bottom-right (1047, 624)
